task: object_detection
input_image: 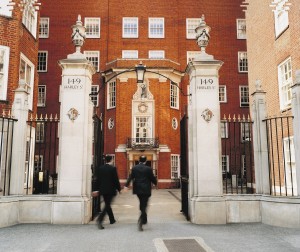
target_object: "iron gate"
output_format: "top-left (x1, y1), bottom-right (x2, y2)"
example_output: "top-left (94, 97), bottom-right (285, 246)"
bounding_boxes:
top-left (180, 115), bottom-right (189, 220)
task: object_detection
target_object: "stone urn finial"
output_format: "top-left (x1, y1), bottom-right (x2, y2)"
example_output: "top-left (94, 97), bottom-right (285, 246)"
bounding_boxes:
top-left (71, 15), bottom-right (86, 54)
top-left (195, 14), bottom-right (211, 53)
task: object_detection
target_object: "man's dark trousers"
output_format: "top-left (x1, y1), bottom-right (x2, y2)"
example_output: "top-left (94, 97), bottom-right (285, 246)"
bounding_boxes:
top-left (99, 194), bottom-right (115, 223)
top-left (137, 194), bottom-right (150, 224)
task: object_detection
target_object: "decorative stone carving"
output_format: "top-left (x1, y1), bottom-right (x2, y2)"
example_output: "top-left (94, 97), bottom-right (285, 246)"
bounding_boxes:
top-left (67, 108), bottom-right (79, 121)
top-left (201, 108), bottom-right (214, 122)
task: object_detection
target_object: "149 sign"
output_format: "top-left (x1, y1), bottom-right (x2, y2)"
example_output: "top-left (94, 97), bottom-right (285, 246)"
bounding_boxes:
top-left (196, 78), bottom-right (216, 90)
top-left (64, 77), bottom-right (84, 90)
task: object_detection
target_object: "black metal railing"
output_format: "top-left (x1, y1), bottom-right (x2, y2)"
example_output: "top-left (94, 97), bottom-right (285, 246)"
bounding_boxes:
top-left (0, 113), bottom-right (17, 196)
top-left (27, 114), bottom-right (59, 195)
top-left (264, 115), bottom-right (295, 196)
top-left (221, 115), bottom-right (255, 194)
top-left (127, 138), bottom-right (159, 149)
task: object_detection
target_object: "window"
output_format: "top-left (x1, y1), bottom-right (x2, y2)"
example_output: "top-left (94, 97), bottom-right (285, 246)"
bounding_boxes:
top-left (283, 137), bottom-right (297, 195)
top-left (107, 81), bottom-right (116, 109)
top-left (236, 19), bottom-right (246, 39)
top-left (221, 121), bottom-right (228, 138)
top-left (149, 18), bottom-right (164, 38)
top-left (84, 51), bottom-right (100, 72)
top-left (22, 0), bottom-right (38, 37)
top-left (37, 51), bottom-right (48, 72)
top-left (149, 50), bottom-right (165, 59)
top-left (37, 85), bottom-right (46, 107)
top-left (171, 155), bottom-right (180, 179)
top-left (170, 82), bottom-right (179, 109)
top-left (135, 117), bottom-right (151, 142)
top-left (90, 85), bottom-right (99, 107)
top-left (85, 18), bottom-right (100, 38)
top-left (122, 50), bottom-right (138, 59)
top-left (186, 18), bottom-right (201, 39)
top-left (0, 46), bottom-right (10, 100)
top-left (222, 155), bottom-right (229, 174)
top-left (36, 122), bottom-right (45, 143)
top-left (19, 53), bottom-right (34, 110)
top-left (39, 17), bottom-right (49, 38)
top-left (219, 85), bottom-right (227, 103)
top-left (240, 86), bottom-right (249, 107)
top-left (278, 57), bottom-right (292, 110)
top-left (187, 51), bottom-right (201, 64)
top-left (0, 0), bottom-right (12, 17)
top-left (273, 1), bottom-right (289, 37)
top-left (34, 155), bottom-right (43, 172)
top-left (123, 17), bottom-right (138, 38)
top-left (238, 52), bottom-right (248, 73)
top-left (241, 122), bottom-right (251, 142)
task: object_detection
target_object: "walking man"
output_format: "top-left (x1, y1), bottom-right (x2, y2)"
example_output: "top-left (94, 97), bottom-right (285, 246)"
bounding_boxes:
top-left (95, 155), bottom-right (121, 229)
top-left (124, 155), bottom-right (157, 231)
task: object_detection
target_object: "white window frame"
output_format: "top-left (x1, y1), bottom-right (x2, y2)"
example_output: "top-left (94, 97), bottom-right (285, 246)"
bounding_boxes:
top-left (37, 85), bottom-right (46, 107)
top-left (36, 122), bottom-right (45, 143)
top-left (90, 85), bottom-right (99, 107)
top-left (170, 82), bottom-right (179, 109)
top-left (274, 3), bottom-right (289, 38)
top-left (171, 154), bottom-right (180, 179)
top-left (84, 17), bottom-right (100, 38)
top-left (239, 85), bottom-right (249, 107)
top-left (134, 116), bottom-right (152, 142)
top-left (22, 0), bottom-right (38, 38)
top-left (278, 57), bottom-right (292, 110)
top-left (240, 122), bottom-right (251, 142)
top-left (0, 0), bottom-right (13, 17)
top-left (123, 17), bottom-right (138, 38)
top-left (34, 155), bottom-right (43, 172)
top-left (219, 85), bottom-right (227, 103)
top-left (148, 50), bottom-right (165, 59)
top-left (238, 52), bottom-right (248, 73)
top-left (0, 45), bottom-right (10, 100)
top-left (222, 155), bottom-right (229, 174)
top-left (19, 53), bottom-right (34, 110)
top-left (221, 121), bottom-right (228, 139)
top-left (186, 18), bottom-right (201, 39)
top-left (37, 51), bottom-right (48, 72)
top-left (187, 51), bottom-right (201, 64)
top-left (39, 17), bottom-right (49, 38)
top-left (148, 18), bottom-right (164, 38)
top-left (236, 19), bottom-right (246, 39)
top-left (107, 81), bottom-right (116, 109)
top-left (122, 50), bottom-right (138, 59)
top-left (283, 136), bottom-right (297, 195)
top-left (84, 51), bottom-right (100, 72)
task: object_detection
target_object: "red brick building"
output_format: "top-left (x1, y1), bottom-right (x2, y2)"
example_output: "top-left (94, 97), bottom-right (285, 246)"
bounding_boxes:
top-left (0, 0), bottom-right (40, 114)
top-left (37, 0), bottom-right (248, 188)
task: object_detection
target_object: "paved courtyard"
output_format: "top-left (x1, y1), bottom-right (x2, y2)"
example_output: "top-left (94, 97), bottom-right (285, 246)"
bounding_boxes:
top-left (1, 189), bottom-right (300, 252)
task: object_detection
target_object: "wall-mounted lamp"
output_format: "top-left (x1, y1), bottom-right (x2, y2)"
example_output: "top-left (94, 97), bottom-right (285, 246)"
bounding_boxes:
top-left (135, 62), bottom-right (146, 83)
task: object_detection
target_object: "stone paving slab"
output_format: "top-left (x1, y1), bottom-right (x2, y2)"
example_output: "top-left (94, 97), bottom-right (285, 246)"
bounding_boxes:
top-left (1, 190), bottom-right (300, 252)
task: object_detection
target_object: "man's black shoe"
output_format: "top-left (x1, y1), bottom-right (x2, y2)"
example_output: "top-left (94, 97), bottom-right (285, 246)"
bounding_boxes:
top-left (138, 219), bottom-right (143, 231)
top-left (98, 220), bottom-right (104, 230)
top-left (110, 220), bottom-right (116, 224)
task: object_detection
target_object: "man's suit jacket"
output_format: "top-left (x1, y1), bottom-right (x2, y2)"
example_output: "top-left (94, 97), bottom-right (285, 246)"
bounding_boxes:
top-left (95, 164), bottom-right (121, 195)
top-left (126, 163), bottom-right (157, 195)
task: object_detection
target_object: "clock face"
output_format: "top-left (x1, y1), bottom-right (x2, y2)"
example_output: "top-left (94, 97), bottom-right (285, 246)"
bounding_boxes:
top-left (138, 102), bottom-right (148, 113)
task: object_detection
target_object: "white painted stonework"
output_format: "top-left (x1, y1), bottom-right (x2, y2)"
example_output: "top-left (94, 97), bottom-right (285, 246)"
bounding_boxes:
top-left (186, 54), bottom-right (224, 224)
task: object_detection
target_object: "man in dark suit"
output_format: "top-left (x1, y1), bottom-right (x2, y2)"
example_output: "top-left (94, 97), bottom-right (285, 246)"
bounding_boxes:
top-left (95, 155), bottom-right (121, 229)
top-left (125, 155), bottom-right (157, 231)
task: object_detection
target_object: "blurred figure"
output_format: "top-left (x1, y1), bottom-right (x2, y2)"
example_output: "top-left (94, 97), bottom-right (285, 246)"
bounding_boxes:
top-left (125, 155), bottom-right (157, 231)
top-left (95, 155), bottom-right (121, 229)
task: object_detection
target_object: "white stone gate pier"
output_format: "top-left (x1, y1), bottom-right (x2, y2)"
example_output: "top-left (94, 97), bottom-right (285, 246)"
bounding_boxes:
top-left (54, 15), bottom-right (95, 224)
top-left (186, 16), bottom-right (224, 224)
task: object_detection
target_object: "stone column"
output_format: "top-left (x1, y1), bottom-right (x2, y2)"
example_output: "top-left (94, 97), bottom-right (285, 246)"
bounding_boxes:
top-left (291, 70), bottom-right (300, 196)
top-left (10, 81), bottom-right (29, 195)
top-left (251, 80), bottom-right (270, 194)
top-left (186, 16), bottom-right (225, 224)
top-left (53, 16), bottom-right (95, 224)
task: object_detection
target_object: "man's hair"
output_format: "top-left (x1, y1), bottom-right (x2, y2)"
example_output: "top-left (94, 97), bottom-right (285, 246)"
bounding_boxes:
top-left (139, 155), bottom-right (147, 163)
top-left (105, 155), bottom-right (113, 163)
